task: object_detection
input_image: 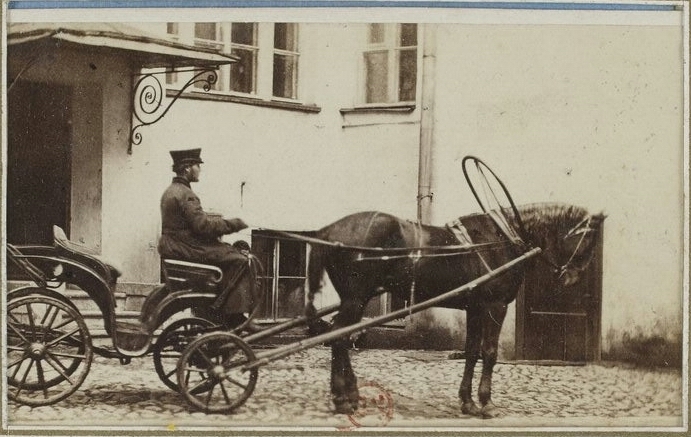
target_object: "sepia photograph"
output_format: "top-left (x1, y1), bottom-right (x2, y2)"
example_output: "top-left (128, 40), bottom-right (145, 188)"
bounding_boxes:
top-left (1, 0), bottom-right (688, 434)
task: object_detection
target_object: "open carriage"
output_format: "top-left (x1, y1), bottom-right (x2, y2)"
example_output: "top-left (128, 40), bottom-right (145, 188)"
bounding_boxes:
top-left (5, 157), bottom-right (603, 416)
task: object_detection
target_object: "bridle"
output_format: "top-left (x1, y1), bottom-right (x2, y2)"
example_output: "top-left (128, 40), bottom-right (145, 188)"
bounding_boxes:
top-left (539, 215), bottom-right (599, 280)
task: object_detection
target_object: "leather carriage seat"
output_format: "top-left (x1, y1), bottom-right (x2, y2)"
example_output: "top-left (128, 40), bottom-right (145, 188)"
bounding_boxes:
top-left (52, 225), bottom-right (122, 280)
top-left (161, 259), bottom-right (223, 292)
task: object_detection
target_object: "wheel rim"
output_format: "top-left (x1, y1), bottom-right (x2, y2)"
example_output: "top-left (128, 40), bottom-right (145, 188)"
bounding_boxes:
top-left (152, 317), bottom-right (215, 392)
top-left (7, 294), bottom-right (93, 406)
top-left (177, 332), bottom-right (258, 414)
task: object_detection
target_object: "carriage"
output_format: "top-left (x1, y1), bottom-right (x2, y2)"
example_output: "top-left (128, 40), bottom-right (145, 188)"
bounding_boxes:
top-left (5, 157), bottom-right (603, 417)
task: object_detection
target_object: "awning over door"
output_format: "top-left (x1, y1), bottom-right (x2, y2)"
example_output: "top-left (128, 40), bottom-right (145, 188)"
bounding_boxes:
top-left (8, 22), bottom-right (237, 150)
top-left (8, 22), bottom-right (236, 69)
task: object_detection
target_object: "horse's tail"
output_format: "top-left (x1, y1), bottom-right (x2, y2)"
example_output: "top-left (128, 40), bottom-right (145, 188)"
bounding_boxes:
top-left (305, 234), bottom-right (332, 336)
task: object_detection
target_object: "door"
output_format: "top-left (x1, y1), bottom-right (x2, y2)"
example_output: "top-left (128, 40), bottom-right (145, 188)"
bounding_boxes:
top-left (516, 222), bottom-right (603, 362)
top-left (7, 81), bottom-right (72, 244)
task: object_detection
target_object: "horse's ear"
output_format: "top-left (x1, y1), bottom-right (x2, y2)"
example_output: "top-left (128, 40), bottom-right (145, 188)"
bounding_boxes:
top-left (592, 211), bottom-right (607, 222)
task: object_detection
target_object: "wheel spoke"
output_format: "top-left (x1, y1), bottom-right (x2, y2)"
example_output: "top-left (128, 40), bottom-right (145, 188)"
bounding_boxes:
top-left (51, 316), bottom-right (76, 331)
top-left (219, 380), bottom-right (232, 404)
top-left (194, 348), bottom-right (214, 368)
top-left (43, 353), bottom-right (76, 385)
top-left (8, 312), bottom-right (25, 325)
top-left (188, 377), bottom-right (215, 397)
top-left (15, 358), bottom-right (35, 396)
top-left (8, 344), bottom-right (28, 351)
top-left (7, 353), bottom-right (30, 370)
top-left (40, 305), bottom-right (61, 343)
top-left (24, 303), bottom-right (38, 342)
top-left (45, 328), bottom-right (81, 348)
top-left (7, 322), bottom-right (31, 345)
top-left (35, 360), bottom-right (49, 399)
top-left (224, 375), bottom-right (249, 391)
top-left (47, 349), bottom-right (87, 360)
top-left (204, 381), bottom-right (216, 407)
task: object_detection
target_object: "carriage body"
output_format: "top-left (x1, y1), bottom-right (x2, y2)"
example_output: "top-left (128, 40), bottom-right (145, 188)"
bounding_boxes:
top-left (5, 226), bottom-right (250, 407)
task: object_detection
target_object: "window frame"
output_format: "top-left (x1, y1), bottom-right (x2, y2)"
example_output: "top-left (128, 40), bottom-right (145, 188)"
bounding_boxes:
top-left (251, 230), bottom-right (308, 321)
top-left (166, 22), bottom-right (304, 106)
top-left (361, 23), bottom-right (419, 106)
top-left (272, 23), bottom-right (300, 100)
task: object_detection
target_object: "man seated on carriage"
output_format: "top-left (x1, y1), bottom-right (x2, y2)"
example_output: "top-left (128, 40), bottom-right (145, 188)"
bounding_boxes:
top-left (157, 148), bottom-right (260, 332)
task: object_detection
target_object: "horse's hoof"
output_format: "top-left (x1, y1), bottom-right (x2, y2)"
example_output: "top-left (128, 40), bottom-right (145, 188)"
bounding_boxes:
top-left (481, 402), bottom-right (501, 419)
top-left (461, 401), bottom-right (482, 416)
top-left (348, 395), bottom-right (360, 411)
top-left (333, 400), bottom-right (355, 415)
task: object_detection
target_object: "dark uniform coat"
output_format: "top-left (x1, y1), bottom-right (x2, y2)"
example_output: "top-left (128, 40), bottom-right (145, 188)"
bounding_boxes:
top-left (158, 177), bottom-right (253, 314)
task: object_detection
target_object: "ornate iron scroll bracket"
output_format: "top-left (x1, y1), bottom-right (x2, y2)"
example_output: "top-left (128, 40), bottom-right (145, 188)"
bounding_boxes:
top-left (129, 67), bottom-right (219, 153)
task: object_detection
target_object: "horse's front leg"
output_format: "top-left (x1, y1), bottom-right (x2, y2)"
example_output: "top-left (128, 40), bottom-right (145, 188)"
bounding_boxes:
top-left (331, 342), bottom-right (358, 414)
top-left (478, 302), bottom-right (508, 418)
top-left (330, 299), bottom-right (364, 414)
top-left (459, 305), bottom-right (483, 416)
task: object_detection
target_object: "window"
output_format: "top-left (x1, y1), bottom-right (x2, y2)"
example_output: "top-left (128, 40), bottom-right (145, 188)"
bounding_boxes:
top-left (251, 231), bottom-right (307, 320)
top-left (167, 22), bottom-right (301, 103)
top-left (193, 23), bottom-right (223, 90)
top-left (229, 23), bottom-right (258, 94)
top-left (273, 23), bottom-right (299, 99)
top-left (363, 23), bottom-right (418, 104)
top-left (165, 23), bottom-right (179, 85)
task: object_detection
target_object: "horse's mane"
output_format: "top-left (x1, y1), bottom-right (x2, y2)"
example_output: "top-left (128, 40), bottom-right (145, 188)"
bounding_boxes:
top-left (510, 202), bottom-right (589, 246)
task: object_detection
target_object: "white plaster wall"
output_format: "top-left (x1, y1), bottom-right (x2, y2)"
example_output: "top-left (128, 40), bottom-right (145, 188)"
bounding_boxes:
top-left (137, 22), bottom-right (420, 233)
top-left (98, 56), bottom-right (163, 283)
top-left (429, 23), bottom-right (684, 345)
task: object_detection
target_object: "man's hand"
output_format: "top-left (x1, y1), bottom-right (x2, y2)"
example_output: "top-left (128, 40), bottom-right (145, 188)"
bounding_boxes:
top-left (226, 218), bottom-right (248, 232)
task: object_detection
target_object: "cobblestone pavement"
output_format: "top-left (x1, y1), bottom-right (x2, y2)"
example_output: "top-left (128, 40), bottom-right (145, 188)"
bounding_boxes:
top-left (6, 347), bottom-right (684, 431)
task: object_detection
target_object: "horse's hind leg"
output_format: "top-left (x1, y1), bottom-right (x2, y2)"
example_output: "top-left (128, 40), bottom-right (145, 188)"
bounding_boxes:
top-left (330, 299), bottom-right (364, 414)
top-left (478, 302), bottom-right (508, 418)
top-left (459, 305), bottom-right (483, 416)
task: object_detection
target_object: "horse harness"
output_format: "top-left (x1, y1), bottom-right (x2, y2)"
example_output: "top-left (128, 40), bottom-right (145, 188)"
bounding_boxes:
top-left (538, 215), bottom-right (598, 280)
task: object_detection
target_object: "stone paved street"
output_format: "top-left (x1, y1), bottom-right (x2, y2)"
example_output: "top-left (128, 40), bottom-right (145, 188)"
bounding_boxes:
top-left (6, 347), bottom-right (684, 431)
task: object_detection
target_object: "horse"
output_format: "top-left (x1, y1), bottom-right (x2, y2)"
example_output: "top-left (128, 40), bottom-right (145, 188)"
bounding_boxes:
top-left (304, 202), bottom-right (605, 418)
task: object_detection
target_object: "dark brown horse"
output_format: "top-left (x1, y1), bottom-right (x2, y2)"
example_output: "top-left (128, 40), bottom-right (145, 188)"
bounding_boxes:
top-left (305, 203), bottom-right (604, 418)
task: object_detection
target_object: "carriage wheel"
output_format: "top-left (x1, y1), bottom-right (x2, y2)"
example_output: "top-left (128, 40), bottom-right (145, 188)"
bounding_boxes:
top-left (177, 332), bottom-right (258, 414)
top-left (7, 294), bottom-right (93, 406)
top-left (7, 288), bottom-right (87, 388)
top-left (152, 317), bottom-right (215, 392)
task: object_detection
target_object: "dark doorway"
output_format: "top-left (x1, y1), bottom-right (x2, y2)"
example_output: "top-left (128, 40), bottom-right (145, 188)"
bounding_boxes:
top-left (7, 81), bottom-right (72, 245)
top-left (516, 222), bottom-right (604, 362)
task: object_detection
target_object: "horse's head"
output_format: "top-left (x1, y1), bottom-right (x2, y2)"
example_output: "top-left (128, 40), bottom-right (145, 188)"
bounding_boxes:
top-left (556, 212), bottom-right (606, 286)
top-left (518, 205), bottom-right (606, 287)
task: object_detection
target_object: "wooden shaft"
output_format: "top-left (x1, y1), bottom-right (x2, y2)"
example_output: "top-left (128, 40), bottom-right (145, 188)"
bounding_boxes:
top-left (243, 303), bottom-right (340, 343)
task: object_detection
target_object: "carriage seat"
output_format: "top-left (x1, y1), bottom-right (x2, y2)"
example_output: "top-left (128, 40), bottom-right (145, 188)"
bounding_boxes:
top-left (162, 259), bottom-right (223, 292)
top-left (53, 226), bottom-right (122, 281)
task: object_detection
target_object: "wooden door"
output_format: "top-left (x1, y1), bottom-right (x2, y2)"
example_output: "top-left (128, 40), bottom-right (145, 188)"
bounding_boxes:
top-left (515, 223), bottom-right (603, 362)
top-left (7, 81), bottom-right (72, 244)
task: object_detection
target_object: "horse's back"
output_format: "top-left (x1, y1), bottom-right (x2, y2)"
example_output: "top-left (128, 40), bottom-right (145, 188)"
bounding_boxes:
top-left (316, 211), bottom-right (407, 248)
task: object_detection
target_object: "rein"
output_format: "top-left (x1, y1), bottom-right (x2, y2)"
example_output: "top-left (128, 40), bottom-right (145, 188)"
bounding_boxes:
top-left (256, 228), bottom-right (513, 257)
top-left (537, 215), bottom-right (596, 279)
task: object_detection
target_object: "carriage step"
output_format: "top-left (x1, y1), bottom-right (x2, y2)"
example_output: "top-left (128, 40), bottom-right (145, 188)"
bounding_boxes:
top-left (75, 310), bottom-right (141, 340)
